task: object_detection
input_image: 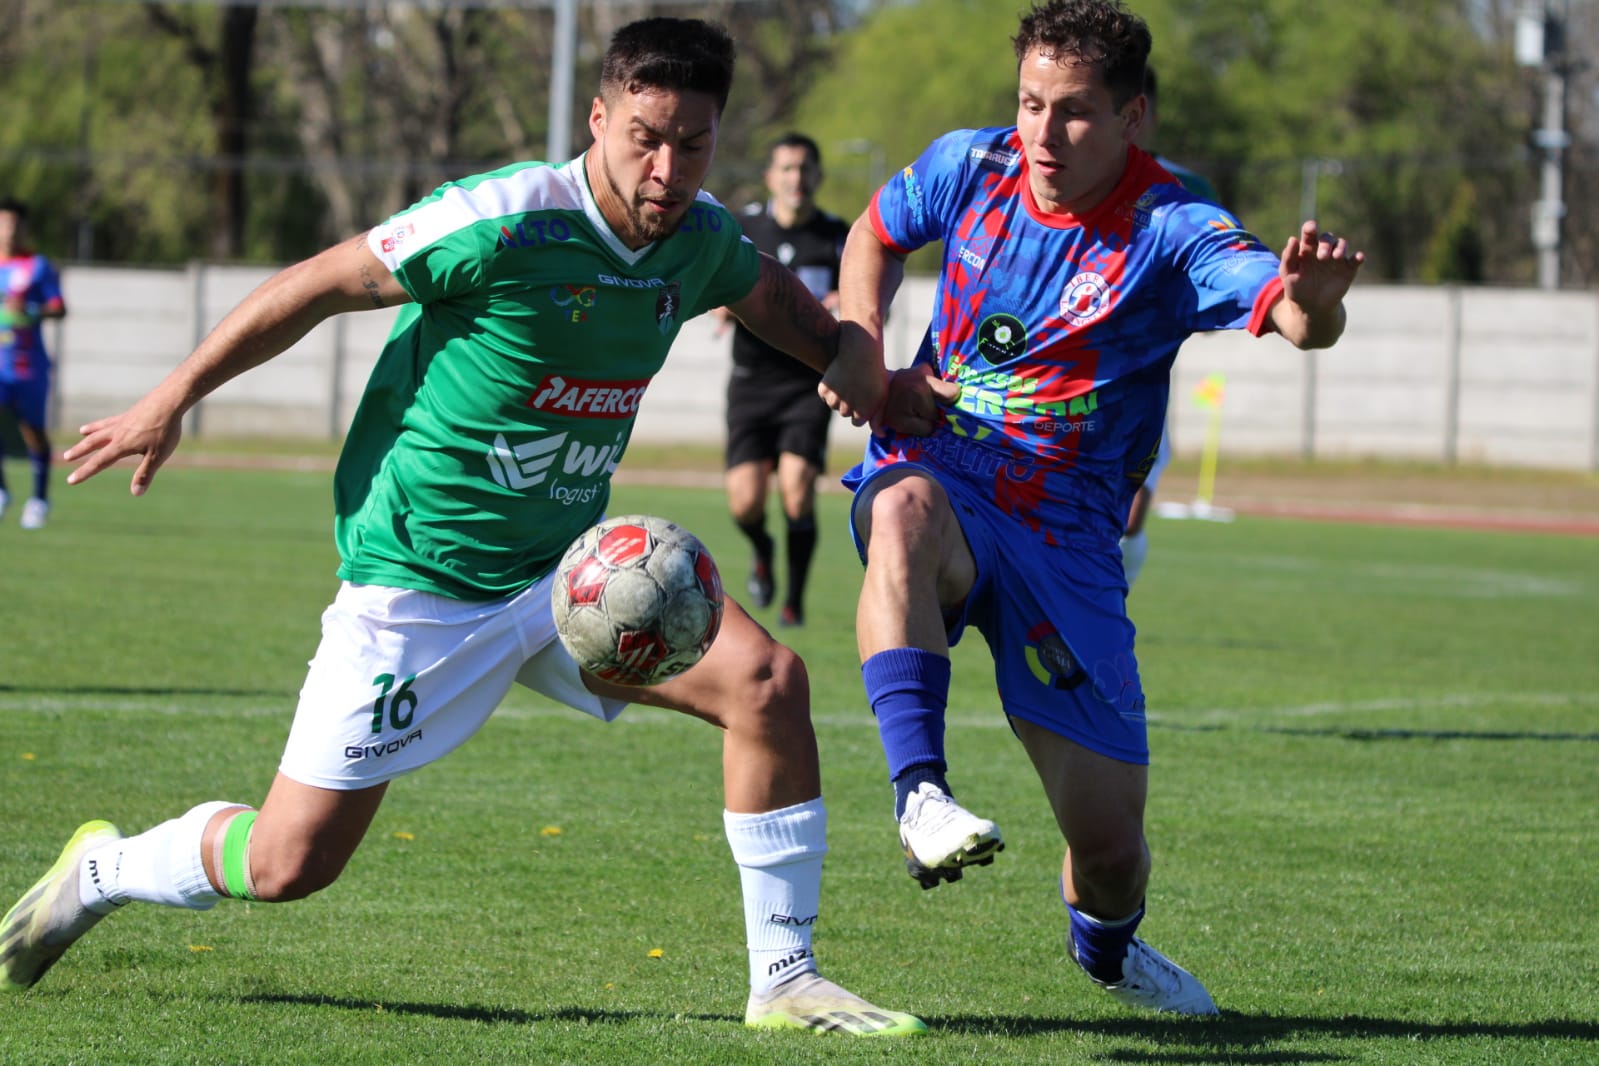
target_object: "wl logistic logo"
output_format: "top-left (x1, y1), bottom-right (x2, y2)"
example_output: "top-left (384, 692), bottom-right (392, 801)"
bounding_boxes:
top-left (486, 429), bottom-right (625, 496)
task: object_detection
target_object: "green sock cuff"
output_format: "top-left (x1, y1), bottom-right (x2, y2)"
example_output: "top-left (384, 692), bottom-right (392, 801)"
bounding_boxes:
top-left (221, 810), bottom-right (258, 901)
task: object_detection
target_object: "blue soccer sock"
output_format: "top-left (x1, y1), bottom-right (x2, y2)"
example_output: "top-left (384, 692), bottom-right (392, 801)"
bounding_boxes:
top-left (1065, 886), bottom-right (1145, 984)
top-left (29, 448), bottom-right (49, 502)
top-left (862, 648), bottom-right (952, 818)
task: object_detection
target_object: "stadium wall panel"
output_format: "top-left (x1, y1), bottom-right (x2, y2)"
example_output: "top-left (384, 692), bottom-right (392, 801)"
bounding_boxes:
top-left (45, 267), bottom-right (1599, 473)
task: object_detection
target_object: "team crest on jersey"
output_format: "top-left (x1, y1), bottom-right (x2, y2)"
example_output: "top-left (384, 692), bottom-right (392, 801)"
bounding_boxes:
top-left (1059, 271), bottom-right (1112, 327)
top-left (977, 313), bottom-right (1028, 363)
top-left (655, 282), bottom-right (682, 335)
top-left (1024, 623), bottom-right (1087, 691)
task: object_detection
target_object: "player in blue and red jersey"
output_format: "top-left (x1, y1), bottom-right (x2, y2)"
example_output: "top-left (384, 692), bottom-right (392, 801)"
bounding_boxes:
top-left (823, 0), bottom-right (1364, 1015)
top-left (0, 198), bottom-right (67, 530)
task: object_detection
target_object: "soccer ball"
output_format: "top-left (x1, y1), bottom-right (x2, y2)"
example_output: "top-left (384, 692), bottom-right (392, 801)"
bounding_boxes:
top-left (551, 514), bottom-right (724, 686)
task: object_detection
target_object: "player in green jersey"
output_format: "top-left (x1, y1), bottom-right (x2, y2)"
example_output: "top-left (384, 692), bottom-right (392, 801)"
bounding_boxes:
top-left (2, 18), bottom-right (925, 1037)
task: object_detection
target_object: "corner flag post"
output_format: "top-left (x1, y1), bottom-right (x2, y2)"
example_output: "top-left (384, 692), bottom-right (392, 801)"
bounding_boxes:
top-left (1193, 373), bottom-right (1227, 513)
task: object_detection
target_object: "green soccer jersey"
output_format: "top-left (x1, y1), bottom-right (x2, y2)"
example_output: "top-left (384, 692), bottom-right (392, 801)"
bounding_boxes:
top-left (334, 155), bottom-right (760, 600)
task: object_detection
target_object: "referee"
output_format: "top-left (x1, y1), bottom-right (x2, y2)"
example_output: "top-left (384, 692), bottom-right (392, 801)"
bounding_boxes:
top-left (721, 133), bottom-right (849, 627)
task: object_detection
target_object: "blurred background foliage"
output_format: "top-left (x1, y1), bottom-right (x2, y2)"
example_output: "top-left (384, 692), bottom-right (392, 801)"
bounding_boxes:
top-left (0, 0), bottom-right (1593, 287)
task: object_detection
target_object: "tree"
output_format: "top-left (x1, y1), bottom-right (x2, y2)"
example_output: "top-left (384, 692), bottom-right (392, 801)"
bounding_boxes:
top-left (793, 0), bottom-right (1546, 284)
top-left (143, 1), bottom-right (260, 260)
top-left (790, 0), bottom-right (1018, 269)
top-left (1421, 182), bottom-right (1486, 283)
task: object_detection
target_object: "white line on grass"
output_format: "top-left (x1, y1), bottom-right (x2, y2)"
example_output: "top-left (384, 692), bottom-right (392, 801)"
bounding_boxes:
top-left (2, 690), bottom-right (1593, 730)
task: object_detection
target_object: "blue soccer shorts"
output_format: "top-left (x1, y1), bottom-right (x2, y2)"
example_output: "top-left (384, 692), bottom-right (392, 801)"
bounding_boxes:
top-left (0, 372), bottom-right (49, 429)
top-left (848, 460), bottom-right (1149, 765)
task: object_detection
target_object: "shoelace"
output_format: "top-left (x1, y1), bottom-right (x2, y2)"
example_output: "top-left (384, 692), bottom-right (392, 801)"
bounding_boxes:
top-left (907, 789), bottom-right (966, 832)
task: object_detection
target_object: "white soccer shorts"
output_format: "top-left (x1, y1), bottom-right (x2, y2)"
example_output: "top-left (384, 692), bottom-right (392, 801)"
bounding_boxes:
top-left (279, 576), bottom-right (629, 790)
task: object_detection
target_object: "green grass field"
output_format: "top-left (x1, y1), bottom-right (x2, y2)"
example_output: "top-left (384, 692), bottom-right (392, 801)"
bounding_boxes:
top-left (1, 458), bottom-right (1596, 1064)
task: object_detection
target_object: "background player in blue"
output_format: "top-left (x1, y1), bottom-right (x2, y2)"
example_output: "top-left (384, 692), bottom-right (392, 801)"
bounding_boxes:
top-left (5, 19), bottom-right (925, 1038)
top-left (0, 198), bottom-right (67, 530)
top-left (719, 133), bottom-right (849, 627)
top-left (826, 0), bottom-right (1365, 1014)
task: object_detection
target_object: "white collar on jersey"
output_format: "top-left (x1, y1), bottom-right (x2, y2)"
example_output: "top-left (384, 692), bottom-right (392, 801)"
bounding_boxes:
top-left (572, 151), bottom-right (657, 267)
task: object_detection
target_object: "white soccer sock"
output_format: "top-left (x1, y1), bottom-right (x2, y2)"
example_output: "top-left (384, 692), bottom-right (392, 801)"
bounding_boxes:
top-left (78, 801), bottom-right (239, 914)
top-left (723, 798), bottom-right (826, 996)
top-left (1121, 529), bottom-right (1150, 587)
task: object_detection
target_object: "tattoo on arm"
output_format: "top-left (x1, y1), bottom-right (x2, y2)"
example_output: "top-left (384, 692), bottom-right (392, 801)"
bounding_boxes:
top-left (761, 256), bottom-right (837, 364)
top-left (356, 236), bottom-right (388, 309)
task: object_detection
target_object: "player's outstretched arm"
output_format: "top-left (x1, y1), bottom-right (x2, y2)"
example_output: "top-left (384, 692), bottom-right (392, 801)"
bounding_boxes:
top-left (823, 214), bottom-right (903, 429)
top-left (726, 251), bottom-right (891, 426)
top-left (1269, 220), bottom-right (1365, 350)
top-left (727, 252), bottom-right (840, 373)
top-left (65, 234), bottom-right (410, 495)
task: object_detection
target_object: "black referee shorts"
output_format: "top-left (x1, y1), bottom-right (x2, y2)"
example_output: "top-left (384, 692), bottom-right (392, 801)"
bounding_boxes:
top-left (724, 374), bottom-right (834, 471)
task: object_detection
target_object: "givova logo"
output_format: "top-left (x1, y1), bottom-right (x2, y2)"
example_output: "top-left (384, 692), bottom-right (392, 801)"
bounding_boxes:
top-left (345, 728), bottom-right (423, 761)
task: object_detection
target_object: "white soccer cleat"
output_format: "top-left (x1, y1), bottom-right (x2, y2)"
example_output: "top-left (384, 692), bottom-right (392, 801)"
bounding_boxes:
top-left (745, 971), bottom-right (926, 1036)
top-left (1, 821), bottom-right (124, 991)
top-left (1094, 938), bottom-right (1218, 1016)
top-left (0, 487), bottom-right (9, 521)
top-left (897, 782), bottom-right (1003, 889)
top-left (19, 497), bottom-right (48, 530)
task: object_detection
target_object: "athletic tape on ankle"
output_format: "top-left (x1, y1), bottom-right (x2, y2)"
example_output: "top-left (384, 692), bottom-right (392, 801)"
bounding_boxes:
top-left (220, 811), bottom-right (259, 901)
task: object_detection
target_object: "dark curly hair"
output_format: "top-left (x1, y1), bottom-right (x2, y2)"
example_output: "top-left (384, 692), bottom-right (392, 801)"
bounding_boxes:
top-left (1013, 0), bottom-right (1151, 108)
top-left (600, 18), bottom-right (737, 114)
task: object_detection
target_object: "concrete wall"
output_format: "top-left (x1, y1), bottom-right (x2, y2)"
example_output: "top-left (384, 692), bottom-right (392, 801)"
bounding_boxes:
top-left (45, 265), bottom-right (1599, 472)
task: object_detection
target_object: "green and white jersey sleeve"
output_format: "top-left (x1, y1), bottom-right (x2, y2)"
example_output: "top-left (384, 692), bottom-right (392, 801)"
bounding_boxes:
top-left (334, 155), bottom-right (760, 600)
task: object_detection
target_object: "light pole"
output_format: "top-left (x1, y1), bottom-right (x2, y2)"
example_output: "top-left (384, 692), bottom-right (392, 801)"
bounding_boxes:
top-left (1517, 0), bottom-right (1570, 290)
top-left (547, 0), bottom-right (577, 163)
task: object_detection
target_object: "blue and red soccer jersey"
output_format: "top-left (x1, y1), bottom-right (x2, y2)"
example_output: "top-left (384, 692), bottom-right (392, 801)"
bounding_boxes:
top-left (847, 129), bottom-right (1283, 552)
top-left (0, 252), bottom-right (64, 383)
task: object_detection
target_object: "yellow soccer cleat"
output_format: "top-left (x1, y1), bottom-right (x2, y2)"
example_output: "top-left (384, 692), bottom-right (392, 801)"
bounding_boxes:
top-left (1, 820), bottom-right (124, 991)
top-left (745, 971), bottom-right (927, 1036)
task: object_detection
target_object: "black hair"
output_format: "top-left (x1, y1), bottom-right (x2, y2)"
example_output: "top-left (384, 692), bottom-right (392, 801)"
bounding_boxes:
top-left (600, 18), bottom-right (737, 113)
top-left (769, 131), bottom-right (822, 168)
top-left (0, 197), bottom-right (30, 220)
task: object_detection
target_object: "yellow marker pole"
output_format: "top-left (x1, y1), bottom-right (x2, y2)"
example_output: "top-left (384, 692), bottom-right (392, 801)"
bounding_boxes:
top-left (1192, 373), bottom-right (1227, 511)
top-left (1195, 403), bottom-right (1223, 508)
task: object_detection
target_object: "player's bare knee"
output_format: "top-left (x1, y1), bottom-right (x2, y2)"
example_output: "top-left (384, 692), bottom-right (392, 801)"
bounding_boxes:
top-left (248, 849), bottom-right (349, 902)
top-left (864, 479), bottom-right (946, 565)
top-left (754, 639), bottom-right (810, 714)
top-left (1070, 836), bottom-right (1151, 894)
top-left (726, 638), bottom-right (810, 738)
